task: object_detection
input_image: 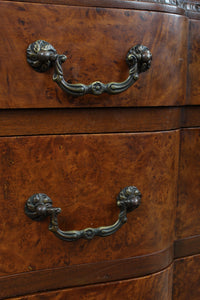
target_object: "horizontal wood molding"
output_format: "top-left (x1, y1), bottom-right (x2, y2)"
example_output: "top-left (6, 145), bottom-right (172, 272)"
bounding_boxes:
top-left (0, 106), bottom-right (199, 137)
top-left (0, 246), bottom-right (173, 299)
top-left (0, 237), bottom-right (199, 298)
top-left (182, 106), bottom-right (200, 127)
top-left (174, 235), bottom-right (200, 259)
top-left (0, 107), bottom-right (181, 136)
top-left (183, 1), bottom-right (200, 20)
top-left (187, 11), bottom-right (200, 20)
top-left (0, 0), bottom-right (185, 14)
top-left (9, 266), bottom-right (174, 300)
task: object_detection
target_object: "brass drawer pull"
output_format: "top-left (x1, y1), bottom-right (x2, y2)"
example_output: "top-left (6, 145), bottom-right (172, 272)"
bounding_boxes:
top-left (25, 186), bottom-right (141, 241)
top-left (26, 40), bottom-right (152, 96)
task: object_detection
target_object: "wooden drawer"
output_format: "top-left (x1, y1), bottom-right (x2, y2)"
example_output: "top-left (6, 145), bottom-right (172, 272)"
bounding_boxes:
top-left (0, 1), bottom-right (187, 108)
top-left (10, 265), bottom-right (173, 300)
top-left (0, 130), bottom-right (179, 298)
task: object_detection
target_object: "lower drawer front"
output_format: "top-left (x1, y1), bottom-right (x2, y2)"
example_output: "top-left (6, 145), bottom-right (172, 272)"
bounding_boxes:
top-left (10, 265), bottom-right (173, 300)
top-left (0, 131), bottom-right (179, 298)
top-left (0, 131), bottom-right (179, 274)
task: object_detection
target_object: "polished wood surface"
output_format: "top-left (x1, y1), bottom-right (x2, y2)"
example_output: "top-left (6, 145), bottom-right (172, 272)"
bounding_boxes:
top-left (182, 106), bottom-right (200, 127)
top-left (0, 0), bottom-right (199, 298)
top-left (0, 1), bottom-right (187, 108)
top-left (173, 254), bottom-right (200, 300)
top-left (0, 247), bottom-right (173, 299)
top-left (176, 128), bottom-right (200, 239)
top-left (0, 107), bottom-right (182, 137)
top-left (187, 19), bottom-right (200, 104)
top-left (186, 1), bottom-right (200, 20)
top-left (1, 106), bottom-right (200, 137)
top-left (0, 0), bottom-right (185, 14)
top-left (0, 131), bottom-right (179, 276)
top-left (1, 106), bottom-right (200, 138)
top-left (174, 235), bottom-right (200, 258)
top-left (9, 265), bottom-right (173, 300)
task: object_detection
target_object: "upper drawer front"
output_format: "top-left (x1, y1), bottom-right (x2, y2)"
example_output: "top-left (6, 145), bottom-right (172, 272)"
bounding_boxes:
top-left (0, 131), bottom-right (179, 277)
top-left (0, 1), bottom-right (187, 108)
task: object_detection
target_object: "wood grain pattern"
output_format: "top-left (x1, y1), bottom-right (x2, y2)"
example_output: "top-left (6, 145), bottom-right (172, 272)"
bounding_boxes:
top-left (0, 246), bottom-right (173, 299)
top-left (0, 2), bottom-right (187, 108)
top-left (175, 128), bottom-right (200, 239)
top-left (187, 19), bottom-right (200, 104)
top-left (9, 265), bottom-right (173, 300)
top-left (0, 107), bottom-right (182, 137)
top-left (182, 106), bottom-right (200, 127)
top-left (174, 235), bottom-right (200, 258)
top-left (0, 0), bottom-right (185, 14)
top-left (0, 131), bottom-right (179, 277)
top-left (173, 255), bottom-right (200, 300)
top-left (1, 106), bottom-right (200, 137)
top-left (185, 0), bottom-right (200, 20)
top-left (0, 0), bottom-right (198, 298)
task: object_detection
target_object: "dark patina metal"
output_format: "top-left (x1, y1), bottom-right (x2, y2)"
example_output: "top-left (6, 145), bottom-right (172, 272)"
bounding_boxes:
top-left (25, 186), bottom-right (141, 241)
top-left (26, 40), bottom-right (152, 96)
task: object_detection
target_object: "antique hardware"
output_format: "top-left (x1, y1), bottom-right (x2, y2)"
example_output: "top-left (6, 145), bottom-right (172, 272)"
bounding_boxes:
top-left (25, 186), bottom-right (141, 241)
top-left (26, 40), bottom-right (152, 96)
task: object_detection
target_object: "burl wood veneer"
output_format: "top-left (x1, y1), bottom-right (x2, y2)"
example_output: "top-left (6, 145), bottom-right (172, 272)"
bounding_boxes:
top-left (176, 128), bottom-right (200, 240)
top-left (173, 255), bottom-right (200, 300)
top-left (10, 265), bottom-right (173, 300)
top-left (0, 131), bottom-right (179, 276)
top-left (0, 0), bottom-right (199, 299)
top-left (0, 1), bottom-right (187, 108)
top-left (187, 19), bottom-right (200, 104)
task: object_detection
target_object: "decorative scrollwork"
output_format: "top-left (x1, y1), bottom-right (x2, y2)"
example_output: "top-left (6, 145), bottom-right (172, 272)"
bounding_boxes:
top-left (25, 186), bottom-right (141, 241)
top-left (27, 40), bottom-right (57, 73)
top-left (126, 45), bottom-right (152, 74)
top-left (26, 40), bottom-right (152, 97)
top-left (177, 0), bottom-right (200, 13)
top-left (117, 186), bottom-right (141, 213)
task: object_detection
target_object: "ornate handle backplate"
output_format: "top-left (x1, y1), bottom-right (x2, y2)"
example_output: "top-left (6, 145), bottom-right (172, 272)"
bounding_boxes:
top-left (25, 186), bottom-right (141, 241)
top-left (26, 40), bottom-right (152, 96)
